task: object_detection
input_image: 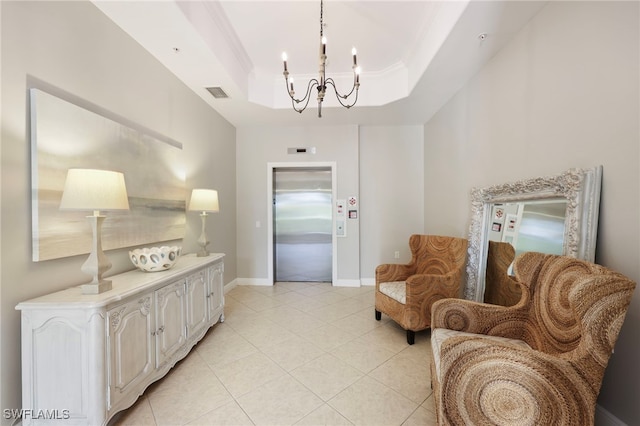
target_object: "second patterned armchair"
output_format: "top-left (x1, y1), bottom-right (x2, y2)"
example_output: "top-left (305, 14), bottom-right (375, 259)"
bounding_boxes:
top-left (375, 235), bottom-right (467, 344)
top-left (430, 252), bottom-right (636, 425)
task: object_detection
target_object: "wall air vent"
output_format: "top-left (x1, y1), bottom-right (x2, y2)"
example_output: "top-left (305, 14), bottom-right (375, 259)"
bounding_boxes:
top-left (206, 87), bottom-right (229, 99)
top-left (287, 147), bottom-right (316, 154)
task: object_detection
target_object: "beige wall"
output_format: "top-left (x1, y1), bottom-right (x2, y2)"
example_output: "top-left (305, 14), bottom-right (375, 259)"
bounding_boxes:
top-left (0, 1), bottom-right (236, 417)
top-left (359, 125), bottom-right (424, 283)
top-left (423, 1), bottom-right (639, 423)
top-left (235, 125), bottom-right (360, 284)
top-left (235, 124), bottom-right (426, 286)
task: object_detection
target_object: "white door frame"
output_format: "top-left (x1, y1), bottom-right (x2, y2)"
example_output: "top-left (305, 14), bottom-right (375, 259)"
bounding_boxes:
top-left (267, 162), bottom-right (338, 286)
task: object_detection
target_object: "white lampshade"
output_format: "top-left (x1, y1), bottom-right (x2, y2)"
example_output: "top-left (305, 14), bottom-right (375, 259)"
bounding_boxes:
top-left (60, 169), bottom-right (129, 211)
top-left (188, 189), bottom-right (219, 213)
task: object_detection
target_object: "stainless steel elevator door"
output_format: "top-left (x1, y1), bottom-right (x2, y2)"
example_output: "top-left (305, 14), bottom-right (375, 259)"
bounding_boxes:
top-left (273, 167), bottom-right (332, 282)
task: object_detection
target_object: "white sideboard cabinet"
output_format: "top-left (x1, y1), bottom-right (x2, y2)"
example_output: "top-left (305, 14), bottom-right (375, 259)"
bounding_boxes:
top-left (16, 253), bottom-right (224, 425)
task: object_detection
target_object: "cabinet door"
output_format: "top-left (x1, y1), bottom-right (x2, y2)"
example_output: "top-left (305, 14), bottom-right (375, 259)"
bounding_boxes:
top-left (107, 296), bottom-right (154, 409)
top-left (186, 270), bottom-right (209, 338)
top-left (207, 262), bottom-right (224, 322)
top-left (155, 279), bottom-right (187, 367)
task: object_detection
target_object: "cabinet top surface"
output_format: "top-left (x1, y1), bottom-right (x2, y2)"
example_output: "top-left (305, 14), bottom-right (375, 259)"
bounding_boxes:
top-left (16, 253), bottom-right (225, 310)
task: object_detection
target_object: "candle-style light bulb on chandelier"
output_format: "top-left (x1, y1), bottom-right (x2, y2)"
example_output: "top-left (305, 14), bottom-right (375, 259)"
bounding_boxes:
top-left (281, 0), bottom-right (361, 118)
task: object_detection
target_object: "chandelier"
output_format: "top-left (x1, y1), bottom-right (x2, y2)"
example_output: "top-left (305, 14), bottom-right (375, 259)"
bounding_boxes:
top-left (281, 0), bottom-right (361, 118)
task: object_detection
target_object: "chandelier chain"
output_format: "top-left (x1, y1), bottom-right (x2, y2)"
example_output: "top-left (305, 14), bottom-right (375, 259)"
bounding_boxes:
top-left (320, 0), bottom-right (324, 38)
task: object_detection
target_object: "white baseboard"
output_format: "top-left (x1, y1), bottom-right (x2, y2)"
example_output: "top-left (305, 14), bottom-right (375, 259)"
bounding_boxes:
top-left (360, 278), bottom-right (375, 286)
top-left (235, 278), bottom-right (272, 286)
top-left (223, 278), bottom-right (238, 294)
top-left (595, 404), bottom-right (627, 426)
top-left (234, 278), bottom-right (366, 287)
top-left (332, 279), bottom-right (361, 287)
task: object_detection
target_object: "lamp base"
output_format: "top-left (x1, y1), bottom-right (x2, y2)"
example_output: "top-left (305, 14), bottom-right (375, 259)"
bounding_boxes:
top-left (196, 213), bottom-right (210, 257)
top-left (81, 279), bottom-right (112, 295)
top-left (79, 214), bottom-right (113, 295)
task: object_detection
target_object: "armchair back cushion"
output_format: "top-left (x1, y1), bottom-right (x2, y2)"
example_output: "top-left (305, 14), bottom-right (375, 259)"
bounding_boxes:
top-left (515, 252), bottom-right (632, 355)
top-left (413, 235), bottom-right (465, 276)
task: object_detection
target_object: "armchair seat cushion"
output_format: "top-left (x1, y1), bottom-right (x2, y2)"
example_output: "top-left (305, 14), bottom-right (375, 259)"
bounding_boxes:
top-left (431, 328), bottom-right (531, 378)
top-left (378, 281), bottom-right (406, 304)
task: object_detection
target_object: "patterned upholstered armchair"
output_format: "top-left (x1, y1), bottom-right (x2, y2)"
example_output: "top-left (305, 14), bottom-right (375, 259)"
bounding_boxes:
top-left (430, 252), bottom-right (636, 425)
top-left (375, 235), bottom-right (468, 345)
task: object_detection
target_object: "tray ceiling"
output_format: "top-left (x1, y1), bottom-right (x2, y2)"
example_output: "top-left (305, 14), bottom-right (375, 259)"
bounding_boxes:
top-left (93, 1), bottom-right (547, 126)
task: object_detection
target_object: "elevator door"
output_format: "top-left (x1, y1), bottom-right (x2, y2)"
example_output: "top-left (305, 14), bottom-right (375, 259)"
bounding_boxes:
top-left (273, 167), bottom-right (332, 282)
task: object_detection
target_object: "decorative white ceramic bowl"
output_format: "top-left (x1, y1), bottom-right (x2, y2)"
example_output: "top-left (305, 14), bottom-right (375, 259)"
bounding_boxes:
top-left (129, 246), bottom-right (182, 272)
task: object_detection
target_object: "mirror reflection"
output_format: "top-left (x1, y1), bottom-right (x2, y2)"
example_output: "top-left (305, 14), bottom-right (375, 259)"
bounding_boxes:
top-left (488, 200), bottom-right (567, 257)
top-left (484, 199), bottom-right (567, 306)
top-left (464, 166), bottom-right (602, 304)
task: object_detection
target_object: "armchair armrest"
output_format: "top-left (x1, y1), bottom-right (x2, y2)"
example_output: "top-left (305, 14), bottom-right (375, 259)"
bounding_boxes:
top-left (437, 336), bottom-right (595, 425)
top-left (375, 263), bottom-right (415, 287)
top-left (431, 297), bottom-right (527, 338)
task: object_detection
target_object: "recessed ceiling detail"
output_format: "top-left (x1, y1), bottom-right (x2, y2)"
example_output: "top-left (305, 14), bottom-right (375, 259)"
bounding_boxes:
top-left (92, 0), bottom-right (548, 126)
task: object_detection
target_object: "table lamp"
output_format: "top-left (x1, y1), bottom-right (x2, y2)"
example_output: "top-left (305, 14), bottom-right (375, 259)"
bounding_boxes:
top-left (59, 168), bottom-right (129, 294)
top-left (188, 189), bottom-right (219, 257)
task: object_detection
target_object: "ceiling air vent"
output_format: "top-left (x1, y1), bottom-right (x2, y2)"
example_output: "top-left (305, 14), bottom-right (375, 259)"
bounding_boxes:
top-left (206, 87), bottom-right (229, 99)
top-left (287, 147), bottom-right (316, 154)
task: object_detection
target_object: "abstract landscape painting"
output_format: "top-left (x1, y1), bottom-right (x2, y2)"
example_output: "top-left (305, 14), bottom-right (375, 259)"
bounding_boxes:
top-left (30, 88), bottom-right (186, 261)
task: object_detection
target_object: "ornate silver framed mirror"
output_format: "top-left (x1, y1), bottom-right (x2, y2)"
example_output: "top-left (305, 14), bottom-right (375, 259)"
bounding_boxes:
top-left (465, 165), bottom-right (603, 302)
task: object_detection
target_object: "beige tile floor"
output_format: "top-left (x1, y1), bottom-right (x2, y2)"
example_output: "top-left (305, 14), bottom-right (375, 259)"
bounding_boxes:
top-left (110, 282), bottom-right (437, 426)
